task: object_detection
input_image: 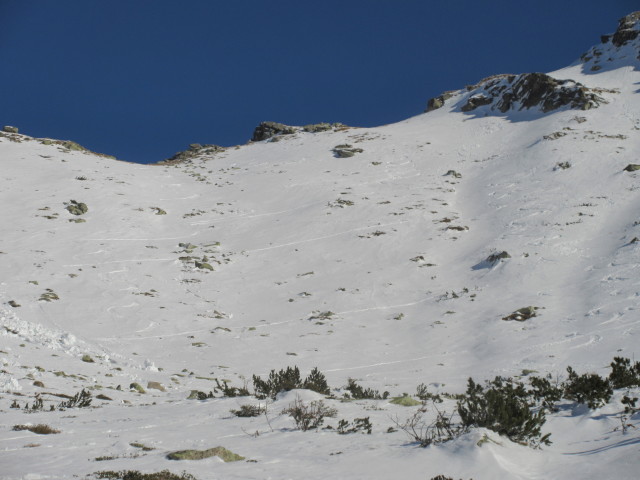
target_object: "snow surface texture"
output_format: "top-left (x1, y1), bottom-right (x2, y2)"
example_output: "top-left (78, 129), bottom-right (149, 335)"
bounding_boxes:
top-left (1, 13), bottom-right (640, 480)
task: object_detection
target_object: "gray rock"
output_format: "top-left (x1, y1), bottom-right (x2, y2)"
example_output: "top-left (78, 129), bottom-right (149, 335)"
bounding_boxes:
top-left (624, 164), bottom-right (640, 172)
top-left (332, 144), bottom-right (363, 158)
top-left (486, 251), bottom-right (511, 264)
top-left (65, 200), bottom-right (88, 216)
top-left (252, 121), bottom-right (297, 142)
top-left (425, 92), bottom-right (454, 112)
top-left (460, 73), bottom-right (608, 114)
top-left (461, 94), bottom-right (493, 112)
top-left (2, 126), bottom-right (18, 133)
top-left (612, 11), bottom-right (640, 47)
top-left (303, 122), bottom-right (348, 133)
top-left (163, 144), bottom-right (225, 164)
top-left (502, 306), bottom-right (539, 322)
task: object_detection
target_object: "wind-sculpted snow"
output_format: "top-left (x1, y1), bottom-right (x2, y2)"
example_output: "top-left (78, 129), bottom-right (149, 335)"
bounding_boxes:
top-left (1, 13), bottom-right (640, 480)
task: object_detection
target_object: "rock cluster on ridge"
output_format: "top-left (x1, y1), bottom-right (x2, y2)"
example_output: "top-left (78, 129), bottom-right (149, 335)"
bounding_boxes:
top-left (426, 72), bottom-right (608, 114)
top-left (426, 11), bottom-right (640, 115)
top-left (581, 11), bottom-right (640, 71)
top-left (606, 11), bottom-right (640, 47)
top-left (251, 121), bottom-right (349, 142)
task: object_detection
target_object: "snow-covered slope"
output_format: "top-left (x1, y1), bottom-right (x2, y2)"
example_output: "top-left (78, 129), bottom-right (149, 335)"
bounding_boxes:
top-left (1, 12), bottom-right (640, 480)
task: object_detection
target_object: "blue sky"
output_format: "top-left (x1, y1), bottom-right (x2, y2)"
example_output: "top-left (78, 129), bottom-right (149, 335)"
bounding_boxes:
top-left (1, 1), bottom-right (635, 164)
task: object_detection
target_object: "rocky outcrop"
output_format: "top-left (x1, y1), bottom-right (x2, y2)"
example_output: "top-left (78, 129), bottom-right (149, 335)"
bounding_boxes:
top-left (251, 121), bottom-right (297, 142)
top-left (303, 122), bottom-right (349, 133)
top-left (332, 144), bottom-right (363, 158)
top-left (39, 138), bottom-right (116, 159)
top-left (610, 11), bottom-right (640, 47)
top-left (425, 92), bottom-right (455, 112)
top-left (2, 126), bottom-right (18, 133)
top-left (461, 73), bottom-right (608, 113)
top-left (252, 121), bottom-right (350, 141)
top-left (163, 143), bottom-right (225, 164)
top-left (582, 12), bottom-right (640, 70)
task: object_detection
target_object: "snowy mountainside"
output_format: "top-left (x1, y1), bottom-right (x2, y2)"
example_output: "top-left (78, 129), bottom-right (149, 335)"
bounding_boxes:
top-left (1, 12), bottom-right (640, 480)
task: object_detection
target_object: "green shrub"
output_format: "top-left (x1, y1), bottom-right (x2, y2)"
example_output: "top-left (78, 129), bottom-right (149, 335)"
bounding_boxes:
top-left (253, 366), bottom-right (330, 399)
top-left (213, 379), bottom-right (250, 397)
top-left (344, 378), bottom-right (388, 400)
top-left (230, 404), bottom-right (264, 417)
top-left (393, 402), bottom-right (466, 447)
top-left (282, 396), bottom-right (337, 431)
top-left (337, 417), bottom-right (372, 434)
top-left (563, 366), bottom-right (612, 409)
top-left (608, 357), bottom-right (640, 389)
top-left (528, 375), bottom-right (563, 412)
top-left (457, 377), bottom-right (550, 447)
top-left (59, 389), bottom-right (92, 409)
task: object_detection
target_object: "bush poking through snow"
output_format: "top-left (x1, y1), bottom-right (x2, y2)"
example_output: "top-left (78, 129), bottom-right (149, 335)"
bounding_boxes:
top-left (253, 366), bottom-right (330, 399)
top-left (608, 356), bottom-right (640, 389)
top-left (337, 417), bottom-right (373, 434)
top-left (563, 366), bottom-right (612, 409)
top-left (13, 424), bottom-right (60, 434)
top-left (59, 389), bottom-right (92, 409)
top-left (283, 395), bottom-right (337, 431)
top-left (393, 401), bottom-right (467, 447)
top-left (230, 404), bottom-right (265, 417)
top-left (457, 377), bottom-right (551, 447)
top-left (528, 375), bottom-right (563, 412)
top-left (344, 378), bottom-right (389, 400)
top-left (213, 379), bottom-right (250, 397)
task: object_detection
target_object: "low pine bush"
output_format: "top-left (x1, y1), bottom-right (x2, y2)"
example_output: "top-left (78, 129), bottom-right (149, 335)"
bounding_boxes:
top-left (563, 366), bottom-right (612, 409)
top-left (457, 377), bottom-right (550, 447)
top-left (608, 357), bottom-right (640, 389)
top-left (253, 366), bottom-right (330, 399)
top-left (344, 378), bottom-right (388, 400)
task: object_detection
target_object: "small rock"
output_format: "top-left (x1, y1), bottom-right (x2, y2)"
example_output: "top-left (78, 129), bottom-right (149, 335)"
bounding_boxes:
top-left (147, 381), bottom-right (166, 392)
top-left (8, 300), bottom-right (21, 308)
top-left (65, 200), bottom-right (88, 216)
top-left (195, 261), bottom-right (214, 271)
top-left (502, 306), bottom-right (539, 322)
top-left (332, 144), bottom-right (363, 158)
top-left (486, 251), bottom-right (511, 264)
top-left (33, 381), bottom-right (45, 388)
top-left (252, 121), bottom-right (297, 142)
top-left (624, 164), bottom-right (640, 172)
top-left (130, 382), bottom-right (146, 394)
